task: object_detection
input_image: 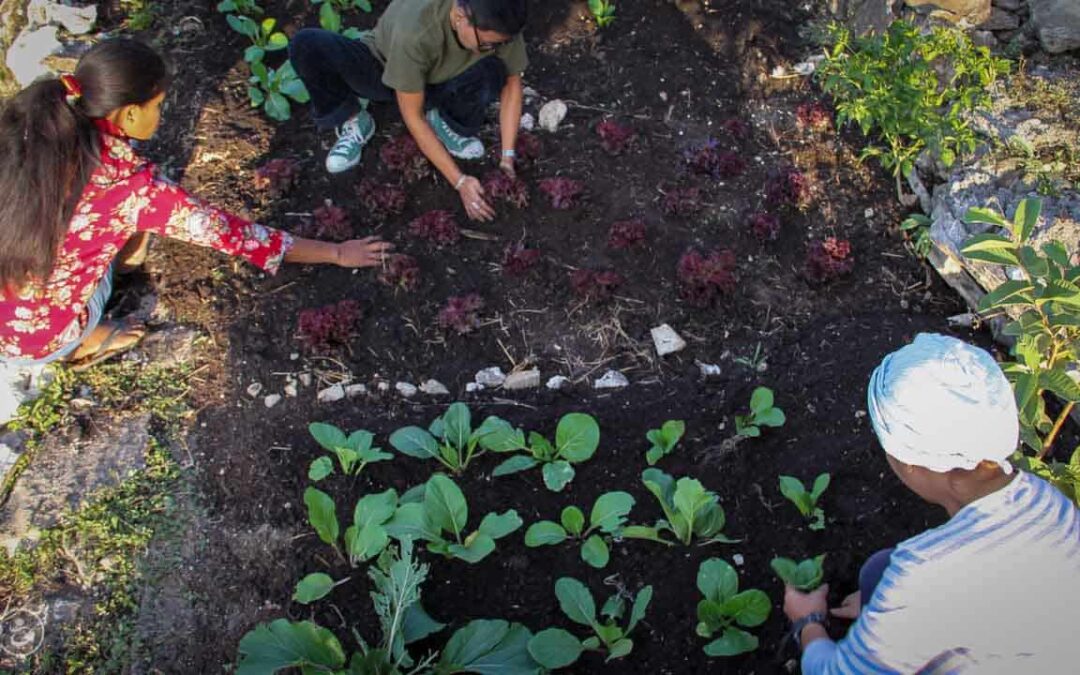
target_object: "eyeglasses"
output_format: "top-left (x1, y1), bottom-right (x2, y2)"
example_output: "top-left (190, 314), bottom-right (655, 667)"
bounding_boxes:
top-left (465, 8), bottom-right (510, 53)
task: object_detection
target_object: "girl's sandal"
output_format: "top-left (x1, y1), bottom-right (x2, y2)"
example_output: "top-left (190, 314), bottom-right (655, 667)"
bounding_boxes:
top-left (68, 318), bottom-right (147, 372)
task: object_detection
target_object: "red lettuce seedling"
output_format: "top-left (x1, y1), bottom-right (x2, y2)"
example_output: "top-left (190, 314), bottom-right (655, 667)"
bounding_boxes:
top-left (301, 200), bottom-right (352, 241)
top-left (357, 178), bottom-right (407, 220)
top-left (795, 102), bottom-right (832, 133)
top-left (438, 294), bottom-right (485, 334)
top-left (677, 249), bottom-right (736, 307)
top-left (501, 243), bottom-right (542, 277)
top-left (539, 177), bottom-right (585, 210)
top-left (378, 254), bottom-right (420, 292)
top-left (408, 210), bottom-right (460, 246)
top-left (483, 170), bottom-right (529, 208)
top-left (608, 219), bottom-right (647, 249)
top-left (570, 269), bottom-right (624, 301)
top-left (661, 185), bottom-right (704, 217)
top-left (804, 237), bottom-right (854, 283)
top-left (685, 139), bottom-right (746, 179)
top-left (765, 165), bottom-right (812, 210)
top-left (297, 299), bottom-right (362, 352)
top-left (596, 118), bottom-right (636, 154)
top-left (380, 134), bottom-right (431, 183)
top-left (515, 132), bottom-right (543, 164)
top-left (719, 117), bottom-right (751, 139)
top-left (254, 158), bottom-right (300, 196)
top-left (749, 212), bottom-right (781, 241)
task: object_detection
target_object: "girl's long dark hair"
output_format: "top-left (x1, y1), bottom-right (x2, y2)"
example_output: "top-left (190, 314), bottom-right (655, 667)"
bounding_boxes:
top-left (0, 39), bottom-right (169, 291)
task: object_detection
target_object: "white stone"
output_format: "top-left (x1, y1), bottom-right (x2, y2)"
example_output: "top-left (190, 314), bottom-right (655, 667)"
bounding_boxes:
top-left (317, 384), bottom-right (345, 403)
top-left (7, 26), bottom-right (61, 87)
top-left (299, 373), bottom-right (312, 387)
top-left (733, 553), bottom-right (745, 567)
top-left (284, 382), bottom-right (298, 398)
top-left (546, 375), bottom-right (571, 391)
top-left (0, 363), bottom-right (52, 426)
top-left (650, 324), bottom-right (687, 357)
top-left (594, 370), bottom-right (630, 389)
top-left (289, 352), bottom-right (299, 361)
top-left (538, 100), bottom-right (568, 133)
top-left (395, 382), bottom-right (418, 398)
top-left (264, 394), bottom-right (281, 409)
top-left (28, 0), bottom-right (98, 34)
top-left (519, 112), bottom-right (535, 131)
top-left (246, 382), bottom-right (263, 398)
top-left (503, 369), bottom-right (541, 390)
top-left (420, 379), bottom-right (450, 396)
top-left (475, 366), bottom-right (507, 388)
top-left (377, 381), bottom-right (390, 392)
top-left (345, 384), bottom-right (367, 398)
top-left (697, 361), bottom-right (722, 378)
top-left (466, 382), bottom-right (484, 393)
top-left (948, 312), bottom-right (977, 328)
top-left (523, 86), bottom-right (540, 101)
top-left (864, 208), bottom-right (875, 219)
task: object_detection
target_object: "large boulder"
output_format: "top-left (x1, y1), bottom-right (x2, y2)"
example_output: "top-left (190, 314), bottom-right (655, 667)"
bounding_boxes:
top-left (1029, 0), bottom-right (1080, 53)
top-left (905, 0), bottom-right (993, 26)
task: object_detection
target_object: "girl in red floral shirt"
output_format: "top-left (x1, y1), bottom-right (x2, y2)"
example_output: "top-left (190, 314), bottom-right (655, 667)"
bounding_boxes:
top-left (0, 39), bottom-right (391, 367)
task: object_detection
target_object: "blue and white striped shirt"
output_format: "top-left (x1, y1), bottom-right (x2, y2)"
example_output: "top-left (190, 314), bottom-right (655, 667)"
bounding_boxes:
top-left (803, 471), bottom-right (1080, 674)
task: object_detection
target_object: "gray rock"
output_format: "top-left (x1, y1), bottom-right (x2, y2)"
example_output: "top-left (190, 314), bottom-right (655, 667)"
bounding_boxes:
top-left (317, 384), bottom-right (345, 403)
top-left (465, 382), bottom-right (484, 393)
top-left (6, 25), bottom-right (60, 87)
top-left (546, 375), bottom-right (571, 391)
top-left (0, 413), bottom-right (151, 552)
top-left (980, 7), bottom-right (1021, 30)
top-left (419, 379), bottom-right (450, 396)
top-left (245, 383), bottom-right (263, 398)
top-left (28, 0), bottom-right (98, 35)
top-left (594, 370), bottom-right (630, 390)
top-left (134, 326), bottom-right (200, 368)
top-left (345, 384), bottom-right (367, 398)
top-left (538, 100), bottom-right (568, 132)
top-left (906, 0), bottom-right (992, 26)
top-left (697, 361), bottom-right (722, 378)
top-left (284, 380), bottom-right (298, 398)
top-left (519, 112), bottom-right (535, 131)
top-left (395, 382), bottom-right (418, 398)
top-left (377, 381), bottom-right (390, 393)
top-left (263, 394), bottom-right (281, 409)
top-left (992, 0), bottom-right (1024, 9)
top-left (503, 369), bottom-right (541, 390)
top-left (650, 324), bottom-right (687, 357)
top-left (849, 0), bottom-right (898, 35)
top-left (0, 363), bottom-right (53, 426)
top-left (1030, 0), bottom-right (1080, 53)
top-left (299, 373), bottom-right (312, 387)
top-left (970, 29), bottom-right (1000, 47)
top-left (475, 367), bottom-right (507, 388)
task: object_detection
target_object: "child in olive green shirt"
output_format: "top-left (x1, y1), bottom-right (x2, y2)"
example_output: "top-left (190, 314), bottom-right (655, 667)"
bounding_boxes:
top-left (291, 0), bottom-right (528, 223)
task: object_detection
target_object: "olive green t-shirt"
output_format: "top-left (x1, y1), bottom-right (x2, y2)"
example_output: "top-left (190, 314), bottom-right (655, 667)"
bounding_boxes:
top-left (358, 0), bottom-right (528, 93)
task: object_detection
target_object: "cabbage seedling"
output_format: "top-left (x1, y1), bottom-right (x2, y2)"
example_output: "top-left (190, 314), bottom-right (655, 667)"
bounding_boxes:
top-left (388, 402), bottom-right (507, 474)
top-left (527, 577), bottom-right (652, 668)
top-left (770, 554), bottom-right (826, 591)
top-left (385, 474), bottom-right (522, 563)
top-left (645, 420), bottom-right (685, 465)
top-left (479, 412), bottom-right (600, 491)
top-left (779, 473), bottom-right (830, 531)
top-left (734, 387), bottom-right (786, 438)
top-left (307, 422), bottom-right (393, 481)
top-left (696, 558), bottom-right (771, 657)
top-left (640, 469), bottom-right (736, 545)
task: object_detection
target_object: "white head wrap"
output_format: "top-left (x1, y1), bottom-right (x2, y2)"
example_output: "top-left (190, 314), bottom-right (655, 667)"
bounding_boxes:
top-left (867, 333), bottom-right (1018, 474)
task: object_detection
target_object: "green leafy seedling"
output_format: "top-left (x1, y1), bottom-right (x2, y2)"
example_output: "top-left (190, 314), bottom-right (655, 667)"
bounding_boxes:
top-left (385, 474), bottom-right (522, 563)
top-left (480, 412), bottom-right (600, 491)
top-left (308, 422), bottom-right (393, 480)
top-left (640, 468), bottom-right (736, 545)
top-left (312, 0), bottom-right (372, 37)
top-left (217, 0), bottom-right (262, 15)
top-left (734, 387), bottom-right (785, 438)
top-left (248, 60), bottom-right (310, 122)
top-left (527, 577), bottom-right (652, 667)
top-left (389, 402), bottom-right (511, 474)
top-left (900, 213), bottom-right (932, 259)
top-left (303, 486), bottom-right (340, 553)
top-left (227, 14), bottom-right (288, 64)
top-left (770, 554), bottom-right (826, 591)
top-left (525, 491), bottom-right (665, 568)
top-left (696, 558), bottom-right (771, 657)
top-left (778, 473), bottom-right (830, 531)
top-left (645, 420), bottom-right (685, 465)
top-left (588, 0), bottom-right (616, 28)
top-left (292, 572), bottom-right (350, 605)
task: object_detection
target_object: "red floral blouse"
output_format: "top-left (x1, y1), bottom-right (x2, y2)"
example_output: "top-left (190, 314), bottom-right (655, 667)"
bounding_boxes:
top-left (0, 127), bottom-right (293, 361)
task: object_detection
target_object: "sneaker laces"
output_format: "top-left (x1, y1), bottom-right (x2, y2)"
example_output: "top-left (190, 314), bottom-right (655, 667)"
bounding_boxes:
top-left (335, 119), bottom-right (364, 146)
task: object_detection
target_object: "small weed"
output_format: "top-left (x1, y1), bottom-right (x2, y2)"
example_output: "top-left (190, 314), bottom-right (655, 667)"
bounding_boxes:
top-left (377, 254), bottom-right (420, 292)
top-left (408, 210), bottom-right (461, 246)
top-left (297, 300), bottom-right (362, 351)
top-left (608, 220), bottom-right (647, 250)
top-left (439, 295), bottom-right (485, 334)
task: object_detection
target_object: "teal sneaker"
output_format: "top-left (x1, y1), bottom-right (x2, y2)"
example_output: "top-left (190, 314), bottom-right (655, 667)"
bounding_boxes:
top-left (326, 110), bottom-right (376, 174)
top-left (426, 109), bottom-right (484, 160)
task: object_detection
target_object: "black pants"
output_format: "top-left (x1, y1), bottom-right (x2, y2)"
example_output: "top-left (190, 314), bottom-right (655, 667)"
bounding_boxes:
top-left (289, 28), bottom-right (507, 134)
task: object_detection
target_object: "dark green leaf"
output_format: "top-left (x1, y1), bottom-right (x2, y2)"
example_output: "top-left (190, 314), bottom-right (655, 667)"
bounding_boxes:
top-left (703, 627), bottom-right (758, 657)
top-left (542, 461), bottom-right (575, 492)
top-left (527, 628), bottom-right (583, 669)
top-left (389, 427), bottom-right (440, 459)
top-left (555, 577), bottom-right (597, 627)
top-left (448, 533), bottom-right (495, 563)
top-left (443, 402), bottom-right (472, 451)
top-left (477, 510), bottom-right (522, 540)
top-left (524, 521), bottom-right (567, 547)
top-left (1013, 198), bottom-right (1042, 241)
top-left (606, 638), bottom-right (633, 661)
top-left (561, 506), bottom-right (585, 535)
top-left (308, 456), bottom-right (333, 481)
top-left (309, 422), bottom-right (347, 452)
top-left (1039, 370), bottom-right (1080, 402)
top-left (303, 487), bottom-right (338, 546)
top-left (292, 573), bottom-right (337, 604)
top-left (589, 491), bottom-right (635, 533)
top-left (626, 586), bottom-right (652, 634)
top-left (236, 619), bottom-right (345, 674)
top-left (977, 281), bottom-right (1035, 311)
top-left (424, 474), bottom-right (468, 538)
top-left (697, 557), bottom-right (738, 602)
top-left (402, 603), bottom-right (445, 645)
top-left (491, 455), bottom-right (539, 477)
top-left (555, 413), bottom-right (600, 462)
top-left (580, 535), bottom-right (609, 568)
top-left (439, 620), bottom-right (537, 675)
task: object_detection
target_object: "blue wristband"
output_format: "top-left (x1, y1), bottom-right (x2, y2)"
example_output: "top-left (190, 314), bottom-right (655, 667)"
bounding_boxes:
top-left (790, 612), bottom-right (828, 649)
top-left (501, 149), bottom-right (516, 158)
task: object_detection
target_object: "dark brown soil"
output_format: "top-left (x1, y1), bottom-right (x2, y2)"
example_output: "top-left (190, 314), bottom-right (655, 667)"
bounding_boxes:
top-left (114, 0), bottom-right (988, 672)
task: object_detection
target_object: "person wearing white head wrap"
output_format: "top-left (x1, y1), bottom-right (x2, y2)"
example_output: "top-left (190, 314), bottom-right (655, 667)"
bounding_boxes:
top-left (781, 333), bottom-right (1080, 675)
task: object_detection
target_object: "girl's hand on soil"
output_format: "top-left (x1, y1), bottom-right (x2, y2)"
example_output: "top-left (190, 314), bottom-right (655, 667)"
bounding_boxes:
top-left (457, 175), bottom-right (495, 222)
top-left (499, 157), bottom-right (516, 180)
top-left (783, 583), bottom-right (829, 622)
top-left (335, 236), bottom-right (393, 268)
top-left (830, 590), bottom-right (861, 620)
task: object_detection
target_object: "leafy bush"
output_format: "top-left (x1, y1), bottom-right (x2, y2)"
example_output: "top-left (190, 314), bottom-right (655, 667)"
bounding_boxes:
top-left (749, 212), bottom-right (780, 241)
top-left (378, 254), bottom-right (421, 292)
top-left (596, 119), bottom-right (636, 154)
top-left (695, 558), bottom-right (770, 657)
top-left (958, 197), bottom-right (1080, 457)
top-left (734, 387), bottom-right (786, 438)
top-left (804, 237), bottom-right (854, 283)
top-left (539, 177), bottom-right (585, 209)
top-left (645, 420), bottom-right (685, 465)
top-left (480, 412), bottom-right (600, 491)
top-left (358, 179), bottom-right (407, 220)
top-left (501, 244), bottom-right (542, 277)
top-left (771, 554), bottom-right (825, 591)
top-left (388, 402), bottom-right (503, 474)
top-left (677, 249), bottom-right (737, 307)
top-left (570, 269), bottom-right (624, 301)
top-left (408, 210), bottom-right (460, 246)
top-left (779, 473), bottom-right (830, 530)
top-left (483, 170), bottom-right (529, 208)
top-left (297, 299), bottom-right (361, 352)
top-left (817, 20), bottom-right (1008, 190)
top-left (248, 60), bottom-right (310, 121)
top-left (527, 578), bottom-right (652, 667)
top-left (608, 219), bottom-right (647, 250)
top-left (641, 468), bottom-right (734, 545)
top-left (307, 422), bottom-right (392, 481)
top-left (1013, 448), bottom-right (1080, 507)
top-left (764, 165), bottom-right (811, 210)
top-left (438, 294), bottom-right (484, 334)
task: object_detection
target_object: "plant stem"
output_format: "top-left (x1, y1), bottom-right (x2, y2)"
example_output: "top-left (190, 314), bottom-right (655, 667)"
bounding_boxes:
top-left (1039, 401), bottom-right (1075, 460)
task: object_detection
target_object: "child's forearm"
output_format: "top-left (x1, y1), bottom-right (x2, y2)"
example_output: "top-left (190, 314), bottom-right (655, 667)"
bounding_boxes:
top-left (283, 237), bottom-right (340, 265)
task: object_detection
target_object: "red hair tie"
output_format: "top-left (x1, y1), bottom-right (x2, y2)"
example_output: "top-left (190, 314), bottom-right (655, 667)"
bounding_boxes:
top-left (59, 74), bottom-right (83, 106)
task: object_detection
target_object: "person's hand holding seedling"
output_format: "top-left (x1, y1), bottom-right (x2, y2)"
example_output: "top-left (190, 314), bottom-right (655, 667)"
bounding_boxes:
top-left (455, 174), bottom-right (495, 222)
